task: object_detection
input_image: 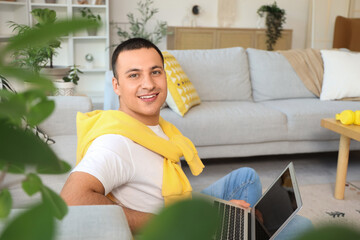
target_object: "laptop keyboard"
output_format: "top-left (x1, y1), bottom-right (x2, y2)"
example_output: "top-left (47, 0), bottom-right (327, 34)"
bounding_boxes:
top-left (213, 200), bottom-right (245, 240)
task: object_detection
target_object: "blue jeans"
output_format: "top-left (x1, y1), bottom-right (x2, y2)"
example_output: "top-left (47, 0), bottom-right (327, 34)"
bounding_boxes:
top-left (201, 167), bottom-right (313, 240)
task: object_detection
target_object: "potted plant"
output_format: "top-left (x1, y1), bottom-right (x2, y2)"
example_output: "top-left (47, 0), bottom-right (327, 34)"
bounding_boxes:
top-left (257, 1), bottom-right (286, 51)
top-left (0, 17), bottom-right (97, 240)
top-left (115, 0), bottom-right (167, 45)
top-left (9, 8), bottom-right (70, 81)
top-left (79, 7), bottom-right (101, 36)
top-left (53, 65), bottom-right (83, 96)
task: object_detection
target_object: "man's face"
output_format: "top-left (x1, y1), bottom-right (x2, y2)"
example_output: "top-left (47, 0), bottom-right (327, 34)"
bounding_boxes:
top-left (112, 48), bottom-right (167, 125)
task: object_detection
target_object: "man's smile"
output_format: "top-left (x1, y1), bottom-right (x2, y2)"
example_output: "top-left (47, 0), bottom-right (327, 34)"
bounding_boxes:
top-left (138, 93), bottom-right (160, 102)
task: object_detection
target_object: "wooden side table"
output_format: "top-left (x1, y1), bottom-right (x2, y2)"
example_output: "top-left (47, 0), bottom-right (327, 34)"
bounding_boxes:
top-left (321, 118), bottom-right (360, 199)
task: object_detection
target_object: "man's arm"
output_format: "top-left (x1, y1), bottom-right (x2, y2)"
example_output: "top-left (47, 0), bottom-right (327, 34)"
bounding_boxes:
top-left (60, 172), bottom-right (153, 233)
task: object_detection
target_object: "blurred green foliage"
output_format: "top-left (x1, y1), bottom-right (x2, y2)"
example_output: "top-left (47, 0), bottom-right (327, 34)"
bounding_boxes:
top-left (0, 17), bottom-right (98, 240)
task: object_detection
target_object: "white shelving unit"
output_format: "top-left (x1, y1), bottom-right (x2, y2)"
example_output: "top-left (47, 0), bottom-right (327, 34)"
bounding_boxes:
top-left (0, 0), bottom-right (29, 42)
top-left (0, 0), bottom-right (110, 107)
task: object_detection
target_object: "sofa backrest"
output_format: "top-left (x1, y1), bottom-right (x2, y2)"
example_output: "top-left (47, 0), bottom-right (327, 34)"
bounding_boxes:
top-left (246, 48), bottom-right (316, 102)
top-left (168, 47), bottom-right (252, 102)
top-left (39, 96), bottom-right (93, 136)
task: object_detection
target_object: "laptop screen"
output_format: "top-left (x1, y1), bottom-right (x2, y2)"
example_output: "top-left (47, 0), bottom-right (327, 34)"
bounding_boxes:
top-left (253, 168), bottom-right (299, 240)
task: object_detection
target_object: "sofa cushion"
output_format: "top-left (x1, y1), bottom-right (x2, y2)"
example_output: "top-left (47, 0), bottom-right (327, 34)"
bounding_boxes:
top-left (161, 101), bottom-right (287, 147)
top-left (260, 99), bottom-right (360, 141)
top-left (320, 50), bottom-right (360, 100)
top-left (168, 47), bottom-right (252, 101)
top-left (162, 51), bottom-right (201, 116)
top-left (246, 48), bottom-right (315, 102)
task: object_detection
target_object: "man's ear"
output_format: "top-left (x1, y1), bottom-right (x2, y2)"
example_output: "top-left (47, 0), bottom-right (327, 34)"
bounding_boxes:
top-left (112, 77), bottom-right (121, 96)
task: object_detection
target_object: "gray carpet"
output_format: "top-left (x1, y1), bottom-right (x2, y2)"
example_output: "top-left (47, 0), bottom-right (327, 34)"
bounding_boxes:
top-left (182, 151), bottom-right (360, 227)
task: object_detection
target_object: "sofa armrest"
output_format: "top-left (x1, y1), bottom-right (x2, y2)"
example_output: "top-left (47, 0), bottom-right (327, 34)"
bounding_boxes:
top-left (39, 96), bottom-right (93, 137)
top-left (56, 205), bottom-right (132, 240)
top-left (0, 205), bottom-right (132, 240)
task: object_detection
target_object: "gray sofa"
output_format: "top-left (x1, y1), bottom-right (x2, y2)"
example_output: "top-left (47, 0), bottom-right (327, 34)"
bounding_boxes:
top-left (104, 47), bottom-right (360, 159)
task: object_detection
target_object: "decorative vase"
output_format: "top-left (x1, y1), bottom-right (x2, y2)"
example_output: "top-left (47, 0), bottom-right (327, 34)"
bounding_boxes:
top-left (87, 28), bottom-right (97, 36)
top-left (41, 66), bottom-right (70, 82)
top-left (53, 81), bottom-right (75, 96)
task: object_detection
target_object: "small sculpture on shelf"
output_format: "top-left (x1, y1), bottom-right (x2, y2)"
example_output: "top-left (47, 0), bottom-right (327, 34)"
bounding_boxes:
top-left (85, 53), bottom-right (94, 69)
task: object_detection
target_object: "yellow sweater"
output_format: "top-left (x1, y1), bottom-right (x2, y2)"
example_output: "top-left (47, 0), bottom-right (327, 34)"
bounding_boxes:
top-left (76, 110), bottom-right (205, 206)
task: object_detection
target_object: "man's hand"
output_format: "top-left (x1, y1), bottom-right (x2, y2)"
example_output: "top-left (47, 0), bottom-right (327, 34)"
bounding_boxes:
top-left (229, 199), bottom-right (251, 209)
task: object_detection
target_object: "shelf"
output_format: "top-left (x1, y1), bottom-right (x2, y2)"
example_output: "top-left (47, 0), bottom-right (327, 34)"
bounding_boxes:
top-left (0, 0), bottom-right (110, 104)
top-left (73, 36), bottom-right (107, 40)
top-left (80, 68), bottom-right (107, 72)
top-left (0, 1), bottom-right (27, 6)
top-left (72, 4), bottom-right (105, 8)
top-left (30, 3), bottom-right (67, 7)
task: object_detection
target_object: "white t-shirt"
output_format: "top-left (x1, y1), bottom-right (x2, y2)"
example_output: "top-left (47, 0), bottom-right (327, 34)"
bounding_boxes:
top-left (72, 125), bottom-right (169, 213)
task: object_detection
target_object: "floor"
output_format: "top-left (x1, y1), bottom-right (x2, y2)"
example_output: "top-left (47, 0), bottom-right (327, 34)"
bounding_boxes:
top-left (182, 151), bottom-right (360, 192)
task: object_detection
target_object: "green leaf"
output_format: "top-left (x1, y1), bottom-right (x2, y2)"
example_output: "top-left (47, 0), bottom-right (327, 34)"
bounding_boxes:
top-left (0, 90), bottom-right (14, 99)
top-left (0, 189), bottom-right (12, 219)
top-left (0, 161), bottom-right (25, 174)
top-left (36, 160), bottom-right (71, 174)
top-left (0, 93), bottom-right (26, 126)
top-left (0, 89), bottom-right (55, 127)
top-left (0, 204), bottom-right (55, 240)
top-left (138, 197), bottom-right (219, 240)
top-left (22, 173), bottom-right (43, 196)
top-left (26, 95), bottom-right (55, 126)
top-left (0, 123), bottom-right (64, 170)
top-left (41, 186), bottom-right (68, 220)
top-left (4, 19), bottom-right (99, 54)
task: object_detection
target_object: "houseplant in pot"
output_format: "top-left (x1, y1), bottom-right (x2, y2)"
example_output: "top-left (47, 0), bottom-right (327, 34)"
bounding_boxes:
top-left (257, 1), bottom-right (286, 51)
top-left (79, 7), bottom-right (101, 36)
top-left (115, 0), bottom-right (167, 44)
top-left (9, 8), bottom-right (70, 82)
top-left (54, 64), bottom-right (83, 96)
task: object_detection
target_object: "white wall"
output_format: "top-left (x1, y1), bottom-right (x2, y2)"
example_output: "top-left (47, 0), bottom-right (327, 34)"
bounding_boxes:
top-left (110, 0), bottom-right (311, 50)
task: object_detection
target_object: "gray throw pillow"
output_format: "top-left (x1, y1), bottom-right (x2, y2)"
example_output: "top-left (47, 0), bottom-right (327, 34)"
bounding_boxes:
top-left (246, 48), bottom-right (315, 102)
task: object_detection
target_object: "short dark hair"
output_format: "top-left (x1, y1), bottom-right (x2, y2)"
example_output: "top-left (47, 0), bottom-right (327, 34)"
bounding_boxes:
top-left (111, 38), bottom-right (164, 79)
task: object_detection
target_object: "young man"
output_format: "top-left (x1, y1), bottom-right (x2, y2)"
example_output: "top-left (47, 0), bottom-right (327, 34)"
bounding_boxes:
top-left (60, 38), bottom-right (311, 237)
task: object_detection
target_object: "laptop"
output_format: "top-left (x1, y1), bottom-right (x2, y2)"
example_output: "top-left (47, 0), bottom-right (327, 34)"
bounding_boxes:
top-left (202, 162), bottom-right (302, 240)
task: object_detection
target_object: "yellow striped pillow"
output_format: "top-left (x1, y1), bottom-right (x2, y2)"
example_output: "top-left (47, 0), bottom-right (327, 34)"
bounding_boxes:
top-left (162, 51), bottom-right (201, 116)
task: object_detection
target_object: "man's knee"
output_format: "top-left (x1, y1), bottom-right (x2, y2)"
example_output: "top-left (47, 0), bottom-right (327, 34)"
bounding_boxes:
top-left (231, 167), bottom-right (260, 184)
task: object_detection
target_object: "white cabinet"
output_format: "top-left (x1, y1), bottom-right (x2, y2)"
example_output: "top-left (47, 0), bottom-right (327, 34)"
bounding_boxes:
top-left (0, 0), bottom-right (110, 107)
